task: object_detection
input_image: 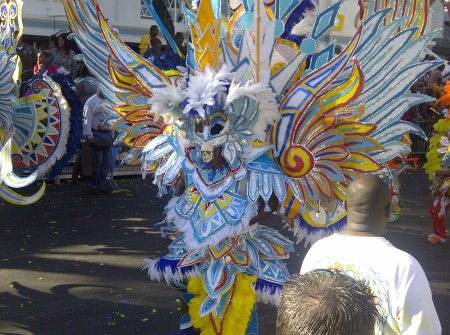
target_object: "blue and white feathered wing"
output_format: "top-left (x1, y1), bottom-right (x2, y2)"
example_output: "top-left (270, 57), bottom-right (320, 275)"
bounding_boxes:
top-left (64, 0), bottom-right (173, 164)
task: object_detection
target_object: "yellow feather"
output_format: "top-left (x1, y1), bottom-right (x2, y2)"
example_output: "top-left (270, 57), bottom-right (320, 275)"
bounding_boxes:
top-left (187, 274), bottom-right (257, 334)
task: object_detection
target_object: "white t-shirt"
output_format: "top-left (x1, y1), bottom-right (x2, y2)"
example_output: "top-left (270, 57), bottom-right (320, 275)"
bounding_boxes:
top-left (300, 234), bottom-right (441, 335)
top-left (82, 94), bottom-right (106, 138)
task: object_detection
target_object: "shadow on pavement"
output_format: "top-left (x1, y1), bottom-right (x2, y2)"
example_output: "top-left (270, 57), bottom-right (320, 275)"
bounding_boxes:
top-left (0, 172), bottom-right (449, 334)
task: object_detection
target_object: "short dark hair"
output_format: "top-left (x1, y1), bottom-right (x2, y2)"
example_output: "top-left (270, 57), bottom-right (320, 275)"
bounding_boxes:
top-left (277, 270), bottom-right (379, 335)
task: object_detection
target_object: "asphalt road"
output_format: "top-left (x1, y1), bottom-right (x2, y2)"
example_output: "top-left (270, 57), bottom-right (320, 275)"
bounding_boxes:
top-left (0, 171), bottom-right (449, 335)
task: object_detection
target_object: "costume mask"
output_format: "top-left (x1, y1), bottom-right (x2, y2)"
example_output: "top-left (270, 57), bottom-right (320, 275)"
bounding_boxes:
top-left (201, 143), bottom-right (214, 163)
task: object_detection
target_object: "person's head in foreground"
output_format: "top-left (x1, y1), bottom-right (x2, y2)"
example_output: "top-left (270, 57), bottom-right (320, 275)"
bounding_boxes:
top-left (343, 174), bottom-right (392, 237)
top-left (277, 270), bottom-right (379, 335)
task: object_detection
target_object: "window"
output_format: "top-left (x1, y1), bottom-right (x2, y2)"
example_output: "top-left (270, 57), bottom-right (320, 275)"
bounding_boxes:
top-left (140, 0), bottom-right (184, 22)
top-left (140, 0), bottom-right (152, 19)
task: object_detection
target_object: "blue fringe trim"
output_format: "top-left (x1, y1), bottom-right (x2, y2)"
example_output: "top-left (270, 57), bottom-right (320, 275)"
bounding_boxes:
top-left (155, 257), bottom-right (196, 275)
top-left (255, 278), bottom-right (284, 295)
top-left (297, 214), bottom-right (347, 235)
top-left (46, 74), bottom-right (83, 180)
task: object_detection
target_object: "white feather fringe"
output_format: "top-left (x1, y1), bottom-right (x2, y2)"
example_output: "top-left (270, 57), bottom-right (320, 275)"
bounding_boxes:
top-left (148, 84), bottom-right (185, 124)
top-left (167, 198), bottom-right (258, 250)
top-left (290, 8), bottom-right (317, 37)
top-left (183, 65), bottom-right (232, 118)
top-left (256, 285), bottom-right (282, 307)
top-left (286, 222), bottom-right (344, 248)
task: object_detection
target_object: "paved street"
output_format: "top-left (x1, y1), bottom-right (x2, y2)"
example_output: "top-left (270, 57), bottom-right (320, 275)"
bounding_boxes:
top-left (0, 171), bottom-right (449, 335)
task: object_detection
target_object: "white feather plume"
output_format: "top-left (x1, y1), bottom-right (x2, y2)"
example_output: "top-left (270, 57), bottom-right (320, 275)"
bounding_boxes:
top-left (183, 65), bottom-right (232, 118)
top-left (290, 8), bottom-right (317, 37)
top-left (148, 84), bottom-right (185, 124)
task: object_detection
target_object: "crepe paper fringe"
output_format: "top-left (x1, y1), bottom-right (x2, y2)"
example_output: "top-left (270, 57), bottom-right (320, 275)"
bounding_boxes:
top-left (287, 214), bottom-right (347, 247)
top-left (254, 278), bottom-right (283, 307)
top-left (188, 274), bottom-right (257, 335)
top-left (144, 257), bottom-right (200, 284)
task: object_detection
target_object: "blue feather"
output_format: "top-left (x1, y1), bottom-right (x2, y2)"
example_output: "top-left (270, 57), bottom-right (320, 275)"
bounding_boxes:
top-left (156, 256), bottom-right (196, 275)
top-left (255, 278), bottom-right (285, 294)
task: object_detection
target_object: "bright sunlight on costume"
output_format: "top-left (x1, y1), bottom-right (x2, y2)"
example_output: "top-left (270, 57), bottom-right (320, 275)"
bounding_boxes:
top-left (64, 0), bottom-right (440, 333)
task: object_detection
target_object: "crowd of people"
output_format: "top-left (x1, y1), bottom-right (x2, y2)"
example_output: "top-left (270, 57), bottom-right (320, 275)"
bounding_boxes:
top-left (139, 24), bottom-right (187, 70)
top-left (17, 32), bottom-right (80, 89)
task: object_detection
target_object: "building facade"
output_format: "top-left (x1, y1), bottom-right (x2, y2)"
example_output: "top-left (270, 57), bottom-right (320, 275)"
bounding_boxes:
top-left (23, 0), bottom-right (187, 44)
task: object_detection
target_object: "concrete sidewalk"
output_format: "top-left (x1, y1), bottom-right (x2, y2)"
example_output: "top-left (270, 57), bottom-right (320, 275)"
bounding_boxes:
top-left (0, 171), bottom-right (449, 335)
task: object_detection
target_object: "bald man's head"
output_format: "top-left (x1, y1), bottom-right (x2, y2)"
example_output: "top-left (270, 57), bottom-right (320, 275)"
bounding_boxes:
top-left (344, 175), bottom-right (392, 236)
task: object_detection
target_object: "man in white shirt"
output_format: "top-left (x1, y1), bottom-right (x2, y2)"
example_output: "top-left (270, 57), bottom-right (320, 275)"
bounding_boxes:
top-left (300, 175), bottom-right (441, 334)
top-left (82, 90), bottom-right (112, 194)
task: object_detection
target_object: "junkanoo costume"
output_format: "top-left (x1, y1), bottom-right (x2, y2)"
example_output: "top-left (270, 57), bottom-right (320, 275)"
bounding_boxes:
top-left (424, 84), bottom-right (450, 243)
top-left (0, 0), bottom-right (77, 205)
top-left (64, 0), bottom-right (440, 333)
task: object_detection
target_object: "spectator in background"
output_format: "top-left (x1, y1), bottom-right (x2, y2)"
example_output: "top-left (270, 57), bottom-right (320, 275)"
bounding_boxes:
top-left (412, 54), bottom-right (434, 96)
top-left (46, 35), bottom-right (58, 52)
top-left (165, 32), bottom-right (187, 68)
top-left (17, 37), bottom-right (38, 83)
top-left (144, 38), bottom-right (177, 71)
top-left (277, 270), bottom-right (379, 335)
top-left (139, 24), bottom-right (159, 56)
top-left (144, 38), bottom-right (163, 60)
top-left (430, 64), bottom-right (445, 99)
top-left (174, 32), bottom-right (187, 58)
top-left (51, 34), bottom-right (76, 78)
top-left (33, 51), bottom-right (57, 75)
top-left (441, 58), bottom-right (450, 83)
top-left (300, 175), bottom-right (441, 334)
top-left (82, 89), bottom-right (112, 195)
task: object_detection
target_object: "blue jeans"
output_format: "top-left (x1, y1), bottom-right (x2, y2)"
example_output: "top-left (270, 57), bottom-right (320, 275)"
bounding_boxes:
top-left (86, 131), bottom-right (112, 191)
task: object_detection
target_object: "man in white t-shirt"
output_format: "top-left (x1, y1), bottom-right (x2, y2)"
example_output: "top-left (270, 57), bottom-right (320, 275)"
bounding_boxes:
top-left (300, 175), bottom-right (441, 334)
top-left (82, 90), bottom-right (112, 194)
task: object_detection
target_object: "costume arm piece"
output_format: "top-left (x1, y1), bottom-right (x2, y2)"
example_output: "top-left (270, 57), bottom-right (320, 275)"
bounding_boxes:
top-left (435, 169), bottom-right (450, 177)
